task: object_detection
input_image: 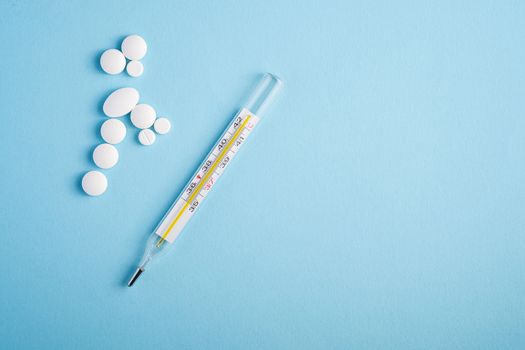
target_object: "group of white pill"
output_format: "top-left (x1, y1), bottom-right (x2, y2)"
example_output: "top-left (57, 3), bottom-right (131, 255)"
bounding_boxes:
top-left (100, 34), bottom-right (147, 77)
top-left (82, 35), bottom-right (172, 197)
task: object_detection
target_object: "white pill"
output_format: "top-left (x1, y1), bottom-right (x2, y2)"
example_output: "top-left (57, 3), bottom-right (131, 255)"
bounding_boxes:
top-left (93, 143), bottom-right (119, 169)
top-left (103, 87), bottom-right (140, 118)
top-left (138, 129), bottom-right (156, 145)
top-left (100, 49), bottom-right (126, 75)
top-left (100, 119), bottom-right (126, 144)
top-left (82, 171), bottom-right (108, 196)
top-left (126, 60), bottom-right (144, 77)
top-left (154, 117), bottom-right (171, 134)
top-left (121, 35), bottom-right (147, 61)
top-left (130, 104), bottom-right (156, 129)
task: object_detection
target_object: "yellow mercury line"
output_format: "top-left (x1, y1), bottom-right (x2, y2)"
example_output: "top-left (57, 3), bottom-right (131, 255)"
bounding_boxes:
top-left (158, 115), bottom-right (252, 244)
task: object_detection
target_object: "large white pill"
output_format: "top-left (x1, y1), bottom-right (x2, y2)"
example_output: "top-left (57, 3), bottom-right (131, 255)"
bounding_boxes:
top-left (130, 104), bottom-right (156, 129)
top-left (82, 171), bottom-right (108, 196)
top-left (138, 129), bottom-right (156, 145)
top-left (121, 35), bottom-right (147, 60)
top-left (154, 117), bottom-right (171, 134)
top-left (93, 143), bottom-right (119, 169)
top-left (100, 119), bottom-right (126, 144)
top-left (103, 87), bottom-right (140, 117)
top-left (100, 49), bottom-right (126, 75)
top-left (126, 60), bottom-right (144, 77)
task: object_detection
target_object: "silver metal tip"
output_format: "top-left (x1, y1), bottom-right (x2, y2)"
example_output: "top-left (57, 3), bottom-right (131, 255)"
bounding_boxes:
top-left (127, 267), bottom-right (144, 287)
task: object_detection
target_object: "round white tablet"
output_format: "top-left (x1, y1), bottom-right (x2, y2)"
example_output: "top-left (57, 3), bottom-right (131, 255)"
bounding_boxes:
top-left (100, 49), bottom-right (126, 75)
top-left (93, 143), bottom-right (119, 169)
top-left (82, 171), bottom-right (108, 196)
top-left (154, 117), bottom-right (171, 134)
top-left (130, 104), bottom-right (156, 129)
top-left (138, 129), bottom-right (156, 145)
top-left (126, 60), bottom-right (144, 77)
top-left (103, 87), bottom-right (140, 118)
top-left (121, 35), bottom-right (147, 60)
top-left (100, 119), bottom-right (126, 144)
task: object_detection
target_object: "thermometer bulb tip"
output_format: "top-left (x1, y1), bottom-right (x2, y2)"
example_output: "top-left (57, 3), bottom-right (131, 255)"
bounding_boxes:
top-left (127, 267), bottom-right (144, 287)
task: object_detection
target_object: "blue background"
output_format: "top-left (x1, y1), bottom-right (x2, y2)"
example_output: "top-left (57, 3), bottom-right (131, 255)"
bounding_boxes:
top-left (1, 1), bottom-right (524, 349)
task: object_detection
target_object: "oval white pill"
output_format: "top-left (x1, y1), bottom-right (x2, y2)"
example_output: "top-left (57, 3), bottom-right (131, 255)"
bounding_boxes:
top-left (130, 104), bottom-right (156, 129)
top-left (121, 35), bottom-right (147, 61)
top-left (100, 119), bottom-right (126, 144)
top-left (138, 129), bottom-right (156, 145)
top-left (100, 49), bottom-right (126, 75)
top-left (126, 60), bottom-right (144, 77)
top-left (103, 87), bottom-right (140, 118)
top-left (154, 117), bottom-right (171, 134)
top-left (82, 171), bottom-right (108, 196)
top-left (93, 143), bottom-right (119, 169)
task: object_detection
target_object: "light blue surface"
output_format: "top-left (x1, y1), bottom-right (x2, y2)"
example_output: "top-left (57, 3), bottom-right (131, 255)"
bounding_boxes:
top-left (1, 1), bottom-right (524, 349)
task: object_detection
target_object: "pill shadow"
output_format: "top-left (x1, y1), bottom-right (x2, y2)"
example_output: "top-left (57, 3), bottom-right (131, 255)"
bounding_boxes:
top-left (86, 144), bottom-right (98, 165)
top-left (74, 172), bottom-right (87, 196)
top-left (93, 120), bottom-right (104, 141)
top-left (93, 49), bottom-right (106, 74)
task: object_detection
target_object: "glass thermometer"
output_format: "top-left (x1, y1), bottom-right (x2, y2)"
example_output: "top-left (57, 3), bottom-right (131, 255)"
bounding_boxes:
top-left (128, 73), bottom-right (283, 286)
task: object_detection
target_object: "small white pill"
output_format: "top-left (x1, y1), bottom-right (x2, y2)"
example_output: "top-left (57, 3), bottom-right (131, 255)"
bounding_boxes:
top-left (138, 129), bottom-right (156, 145)
top-left (82, 171), bottom-right (108, 196)
top-left (100, 49), bottom-right (126, 75)
top-left (154, 117), bottom-right (171, 134)
top-left (103, 87), bottom-right (140, 118)
top-left (101, 119), bottom-right (126, 144)
top-left (121, 35), bottom-right (147, 61)
top-left (126, 60), bottom-right (144, 77)
top-left (130, 104), bottom-right (156, 129)
top-left (93, 143), bottom-right (119, 169)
